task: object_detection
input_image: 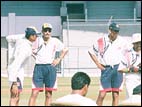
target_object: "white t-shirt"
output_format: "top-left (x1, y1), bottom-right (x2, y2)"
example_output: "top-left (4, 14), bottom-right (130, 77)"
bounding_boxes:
top-left (118, 48), bottom-right (141, 72)
top-left (118, 48), bottom-right (141, 98)
top-left (88, 34), bottom-right (128, 66)
top-left (34, 37), bottom-right (65, 64)
top-left (55, 94), bottom-right (97, 106)
top-left (8, 38), bottom-right (32, 82)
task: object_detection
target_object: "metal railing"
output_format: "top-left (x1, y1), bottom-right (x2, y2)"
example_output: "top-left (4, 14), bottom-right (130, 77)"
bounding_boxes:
top-left (1, 18), bottom-right (141, 77)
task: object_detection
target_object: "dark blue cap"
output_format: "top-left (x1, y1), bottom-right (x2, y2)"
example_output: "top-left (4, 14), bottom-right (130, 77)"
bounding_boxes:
top-left (109, 22), bottom-right (120, 32)
top-left (25, 26), bottom-right (41, 38)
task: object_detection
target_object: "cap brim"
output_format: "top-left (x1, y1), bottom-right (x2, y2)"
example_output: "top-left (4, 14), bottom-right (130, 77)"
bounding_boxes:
top-left (109, 27), bottom-right (119, 32)
top-left (114, 30), bottom-right (119, 32)
top-left (42, 27), bottom-right (52, 29)
top-left (36, 33), bottom-right (41, 36)
top-left (112, 28), bottom-right (119, 32)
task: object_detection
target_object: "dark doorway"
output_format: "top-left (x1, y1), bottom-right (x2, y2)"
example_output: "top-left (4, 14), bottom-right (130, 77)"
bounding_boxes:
top-left (66, 3), bottom-right (85, 19)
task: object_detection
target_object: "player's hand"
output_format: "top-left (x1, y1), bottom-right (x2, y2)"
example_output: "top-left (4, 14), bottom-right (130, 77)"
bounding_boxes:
top-left (97, 64), bottom-right (105, 70)
top-left (51, 58), bottom-right (61, 66)
top-left (129, 66), bottom-right (139, 73)
top-left (10, 82), bottom-right (19, 98)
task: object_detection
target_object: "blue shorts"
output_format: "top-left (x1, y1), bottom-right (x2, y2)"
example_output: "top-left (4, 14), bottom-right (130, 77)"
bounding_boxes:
top-left (17, 77), bottom-right (22, 92)
top-left (32, 64), bottom-right (57, 91)
top-left (100, 64), bottom-right (123, 92)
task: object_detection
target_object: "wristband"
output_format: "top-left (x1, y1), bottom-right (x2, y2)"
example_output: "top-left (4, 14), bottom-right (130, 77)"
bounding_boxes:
top-left (123, 68), bottom-right (129, 73)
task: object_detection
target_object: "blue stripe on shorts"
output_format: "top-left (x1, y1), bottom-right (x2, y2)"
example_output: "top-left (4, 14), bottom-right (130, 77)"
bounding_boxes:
top-left (17, 77), bottom-right (22, 91)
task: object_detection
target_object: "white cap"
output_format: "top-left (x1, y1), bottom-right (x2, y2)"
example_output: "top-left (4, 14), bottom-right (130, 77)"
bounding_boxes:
top-left (42, 23), bottom-right (52, 29)
top-left (132, 33), bottom-right (141, 43)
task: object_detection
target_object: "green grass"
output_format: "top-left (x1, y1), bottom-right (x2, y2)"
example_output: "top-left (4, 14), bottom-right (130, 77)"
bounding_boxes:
top-left (1, 77), bottom-right (126, 106)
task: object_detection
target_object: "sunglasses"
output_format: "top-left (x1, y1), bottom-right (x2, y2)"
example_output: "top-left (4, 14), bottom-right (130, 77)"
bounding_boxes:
top-left (43, 28), bottom-right (52, 32)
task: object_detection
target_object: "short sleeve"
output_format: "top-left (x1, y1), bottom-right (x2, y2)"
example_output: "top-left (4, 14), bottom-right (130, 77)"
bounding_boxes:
top-left (55, 38), bottom-right (65, 51)
top-left (88, 39), bottom-right (99, 56)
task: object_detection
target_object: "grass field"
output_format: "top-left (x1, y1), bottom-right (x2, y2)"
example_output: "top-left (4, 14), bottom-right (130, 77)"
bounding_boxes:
top-left (1, 77), bottom-right (126, 106)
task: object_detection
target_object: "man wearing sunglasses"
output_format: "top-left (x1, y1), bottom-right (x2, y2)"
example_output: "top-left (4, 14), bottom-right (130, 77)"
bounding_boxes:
top-left (28, 23), bottom-right (68, 106)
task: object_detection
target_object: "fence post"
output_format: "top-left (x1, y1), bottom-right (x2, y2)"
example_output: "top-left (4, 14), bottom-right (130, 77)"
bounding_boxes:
top-left (8, 13), bottom-right (16, 64)
top-left (85, 8), bottom-right (87, 22)
top-left (77, 47), bottom-right (79, 71)
top-left (8, 13), bottom-right (16, 35)
top-left (66, 15), bottom-right (70, 75)
top-left (134, 8), bottom-right (136, 22)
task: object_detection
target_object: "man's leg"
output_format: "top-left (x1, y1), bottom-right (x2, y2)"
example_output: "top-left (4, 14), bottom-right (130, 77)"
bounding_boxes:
top-left (45, 90), bottom-right (52, 106)
top-left (9, 92), bottom-right (20, 106)
top-left (9, 77), bottom-right (22, 106)
top-left (112, 91), bottom-right (119, 106)
top-left (44, 64), bottom-right (57, 106)
top-left (29, 64), bottom-right (43, 106)
top-left (97, 67), bottom-right (112, 106)
top-left (96, 91), bottom-right (106, 106)
top-left (111, 64), bottom-right (122, 106)
top-left (28, 90), bottom-right (39, 106)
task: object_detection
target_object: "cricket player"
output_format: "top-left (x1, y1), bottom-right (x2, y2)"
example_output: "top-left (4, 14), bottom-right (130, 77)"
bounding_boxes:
top-left (88, 22), bottom-right (129, 106)
top-left (118, 33), bottom-right (141, 99)
top-left (6, 26), bottom-right (40, 106)
top-left (28, 23), bottom-right (68, 106)
top-left (54, 72), bottom-right (97, 106)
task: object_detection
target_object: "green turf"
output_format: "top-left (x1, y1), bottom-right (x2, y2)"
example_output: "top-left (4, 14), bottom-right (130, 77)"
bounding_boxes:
top-left (1, 77), bottom-right (126, 106)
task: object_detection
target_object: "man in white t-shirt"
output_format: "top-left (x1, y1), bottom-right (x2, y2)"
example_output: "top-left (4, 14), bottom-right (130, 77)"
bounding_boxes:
top-left (54, 72), bottom-right (97, 106)
top-left (28, 23), bottom-right (68, 106)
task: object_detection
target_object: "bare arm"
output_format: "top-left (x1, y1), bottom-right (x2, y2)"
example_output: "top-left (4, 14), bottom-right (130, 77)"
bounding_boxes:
top-left (88, 51), bottom-right (105, 70)
top-left (52, 47), bottom-right (68, 66)
top-left (59, 47), bottom-right (68, 60)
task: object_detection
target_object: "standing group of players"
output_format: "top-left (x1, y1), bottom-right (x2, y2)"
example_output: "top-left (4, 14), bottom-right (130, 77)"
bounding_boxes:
top-left (88, 22), bottom-right (141, 106)
top-left (6, 22), bottom-right (141, 106)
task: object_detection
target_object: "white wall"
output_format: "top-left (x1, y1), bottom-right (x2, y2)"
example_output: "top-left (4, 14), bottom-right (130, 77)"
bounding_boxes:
top-left (1, 14), bottom-right (62, 37)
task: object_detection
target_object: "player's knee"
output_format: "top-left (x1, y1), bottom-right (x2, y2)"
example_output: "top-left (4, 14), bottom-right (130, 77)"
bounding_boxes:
top-left (16, 97), bottom-right (20, 104)
top-left (45, 91), bottom-right (52, 98)
top-left (112, 92), bottom-right (119, 98)
top-left (99, 92), bottom-right (106, 99)
top-left (10, 96), bottom-right (20, 103)
top-left (31, 90), bottom-right (39, 98)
